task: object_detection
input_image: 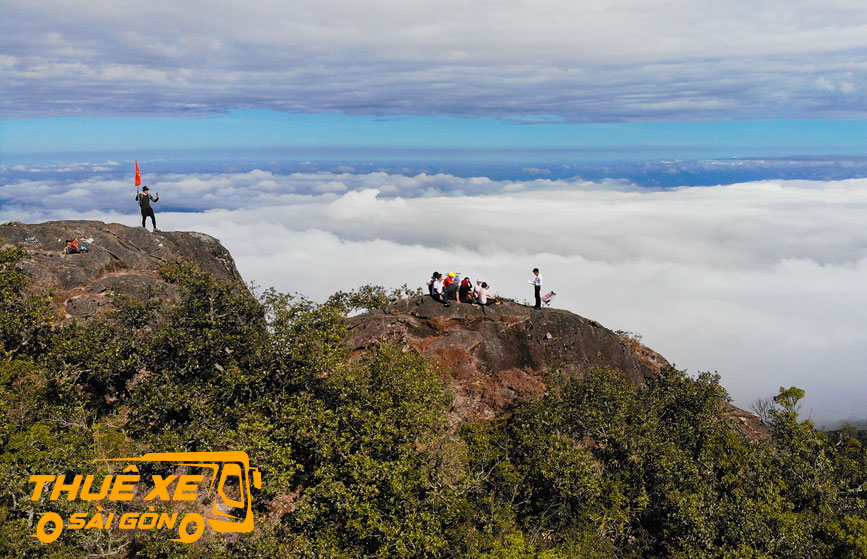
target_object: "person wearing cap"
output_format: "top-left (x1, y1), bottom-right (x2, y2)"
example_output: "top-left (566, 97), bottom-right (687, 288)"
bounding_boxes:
top-left (446, 272), bottom-right (461, 302)
top-left (136, 185), bottom-right (160, 231)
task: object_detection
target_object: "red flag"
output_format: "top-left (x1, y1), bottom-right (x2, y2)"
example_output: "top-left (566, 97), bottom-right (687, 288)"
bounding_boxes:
top-left (135, 160), bottom-right (142, 186)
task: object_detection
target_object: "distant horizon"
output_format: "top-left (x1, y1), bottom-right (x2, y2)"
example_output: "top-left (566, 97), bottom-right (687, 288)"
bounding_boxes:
top-left (5, 149), bottom-right (867, 190)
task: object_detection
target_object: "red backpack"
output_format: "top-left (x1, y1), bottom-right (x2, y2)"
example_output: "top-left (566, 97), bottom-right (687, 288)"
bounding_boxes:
top-left (64, 239), bottom-right (87, 254)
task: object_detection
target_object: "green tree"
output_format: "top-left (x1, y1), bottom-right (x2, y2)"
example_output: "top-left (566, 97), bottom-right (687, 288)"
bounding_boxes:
top-left (0, 242), bottom-right (54, 359)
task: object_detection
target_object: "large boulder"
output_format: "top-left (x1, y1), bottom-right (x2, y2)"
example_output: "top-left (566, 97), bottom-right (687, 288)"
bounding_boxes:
top-left (1, 220), bottom-right (243, 319)
top-left (349, 297), bottom-right (767, 437)
top-left (350, 296), bottom-right (668, 421)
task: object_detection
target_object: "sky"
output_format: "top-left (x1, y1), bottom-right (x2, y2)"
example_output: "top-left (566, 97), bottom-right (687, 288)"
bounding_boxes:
top-left (1, 0), bottom-right (866, 422)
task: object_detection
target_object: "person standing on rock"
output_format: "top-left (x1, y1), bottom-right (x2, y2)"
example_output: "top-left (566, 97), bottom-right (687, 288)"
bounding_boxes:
top-left (136, 186), bottom-right (160, 231)
top-left (530, 268), bottom-right (542, 309)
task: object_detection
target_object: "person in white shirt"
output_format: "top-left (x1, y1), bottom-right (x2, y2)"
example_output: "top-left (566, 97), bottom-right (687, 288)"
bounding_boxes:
top-left (426, 271), bottom-right (439, 296)
top-left (473, 279), bottom-right (483, 302)
top-left (478, 282), bottom-right (497, 306)
top-left (530, 268), bottom-right (542, 309)
top-left (431, 273), bottom-right (450, 306)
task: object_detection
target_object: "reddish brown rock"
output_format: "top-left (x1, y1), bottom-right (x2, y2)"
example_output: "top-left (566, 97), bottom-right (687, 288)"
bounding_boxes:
top-left (349, 297), bottom-right (666, 421)
top-left (349, 297), bottom-right (768, 437)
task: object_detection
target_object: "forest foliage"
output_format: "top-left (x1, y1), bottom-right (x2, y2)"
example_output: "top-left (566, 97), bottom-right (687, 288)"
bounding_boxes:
top-left (1, 245), bottom-right (866, 558)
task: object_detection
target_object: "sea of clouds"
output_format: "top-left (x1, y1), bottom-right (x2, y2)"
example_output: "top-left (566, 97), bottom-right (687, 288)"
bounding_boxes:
top-left (3, 166), bottom-right (866, 422)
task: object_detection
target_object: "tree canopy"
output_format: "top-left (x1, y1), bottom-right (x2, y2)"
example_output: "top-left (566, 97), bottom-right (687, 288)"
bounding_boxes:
top-left (1, 249), bottom-right (865, 558)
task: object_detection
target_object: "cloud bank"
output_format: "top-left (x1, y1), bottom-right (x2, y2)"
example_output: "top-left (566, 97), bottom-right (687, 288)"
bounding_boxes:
top-left (2, 0), bottom-right (866, 120)
top-left (3, 168), bottom-right (867, 420)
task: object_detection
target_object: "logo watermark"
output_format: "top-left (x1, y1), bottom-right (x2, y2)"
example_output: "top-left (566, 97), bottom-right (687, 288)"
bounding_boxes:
top-left (30, 451), bottom-right (261, 543)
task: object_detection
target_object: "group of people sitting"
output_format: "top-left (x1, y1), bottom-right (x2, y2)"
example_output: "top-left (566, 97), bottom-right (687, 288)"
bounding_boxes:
top-left (427, 272), bottom-right (498, 307)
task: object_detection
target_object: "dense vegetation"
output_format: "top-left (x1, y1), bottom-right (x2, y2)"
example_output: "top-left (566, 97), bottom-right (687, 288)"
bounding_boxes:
top-left (2, 244), bottom-right (866, 558)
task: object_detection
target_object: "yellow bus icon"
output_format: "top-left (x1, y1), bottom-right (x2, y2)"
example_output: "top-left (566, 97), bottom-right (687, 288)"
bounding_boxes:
top-left (101, 451), bottom-right (262, 542)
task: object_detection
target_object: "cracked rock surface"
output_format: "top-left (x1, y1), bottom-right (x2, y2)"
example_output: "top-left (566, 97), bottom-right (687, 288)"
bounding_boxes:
top-left (349, 298), bottom-right (767, 437)
top-left (349, 296), bottom-right (668, 421)
top-left (1, 220), bottom-right (243, 320)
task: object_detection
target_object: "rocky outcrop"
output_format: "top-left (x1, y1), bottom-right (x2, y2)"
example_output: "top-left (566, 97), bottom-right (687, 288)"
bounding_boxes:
top-left (349, 297), bottom-right (668, 421)
top-left (0, 220), bottom-right (243, 319)
top-left (349, 297), bottom-right (767, 437)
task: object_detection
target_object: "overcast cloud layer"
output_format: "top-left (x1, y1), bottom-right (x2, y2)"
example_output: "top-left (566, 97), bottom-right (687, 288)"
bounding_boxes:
top-left (2, 0), bottom-right (866, 120)
top-left (3, 168), bottom-right (866, 421)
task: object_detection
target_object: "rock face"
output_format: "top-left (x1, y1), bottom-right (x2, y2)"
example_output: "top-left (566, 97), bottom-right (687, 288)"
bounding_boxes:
top-left (350, 297), bottom-right (767, 436)
top-left (1, 220), bottom-right (243, 319)
top-left (350, 297), bottom-right (669, 421)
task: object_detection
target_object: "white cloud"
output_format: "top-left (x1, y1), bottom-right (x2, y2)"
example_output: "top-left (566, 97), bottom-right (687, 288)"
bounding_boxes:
top-left (2, 1), bottom-right (866, 119)
top-left (816, 74), bottom-right (860, 94)
top-left (3, 170), bottom-right (866, 419)
top-left (315, 180), bottom-right (348, 193)
top-left (816, 76), bottom-right (837, 91)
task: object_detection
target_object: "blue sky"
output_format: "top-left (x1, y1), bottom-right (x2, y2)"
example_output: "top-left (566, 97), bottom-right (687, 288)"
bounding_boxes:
top-left (4, 111), bottom-right (867, 161)
top-left (2, 0), bottom-right (866, 162)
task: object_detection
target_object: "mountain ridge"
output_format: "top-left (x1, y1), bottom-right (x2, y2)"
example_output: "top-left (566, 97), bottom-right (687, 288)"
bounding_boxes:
top-left (350, 297), bottom-right (665, 419)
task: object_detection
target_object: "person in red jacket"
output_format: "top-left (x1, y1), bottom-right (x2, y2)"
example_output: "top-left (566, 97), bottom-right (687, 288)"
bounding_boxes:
top-left (459, 276), bottom-right (473, 303)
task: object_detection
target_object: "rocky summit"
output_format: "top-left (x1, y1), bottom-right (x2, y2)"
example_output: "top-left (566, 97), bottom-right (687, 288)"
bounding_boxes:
top-left (0, 220), bottom-right (242, 319)
top-left (349, 296), bottom-right (669, 420)
top-left (350, 297), bottom-right (766, 435)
